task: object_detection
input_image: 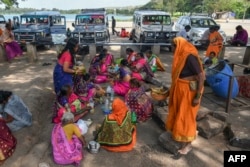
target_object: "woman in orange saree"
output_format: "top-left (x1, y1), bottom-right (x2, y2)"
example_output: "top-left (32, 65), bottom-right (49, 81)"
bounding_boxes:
top-left (166, 37), bottom-right (205, 159)
top-left (97, 98), bottom-right (136, 152)
top-left (206, 26), bottom-right (223, 57)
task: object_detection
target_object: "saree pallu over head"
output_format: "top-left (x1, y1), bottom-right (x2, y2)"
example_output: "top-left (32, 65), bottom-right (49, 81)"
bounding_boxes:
top-left (51, 124), bottom-right (83, 166)
top-left (97, 98), bottom-right (136, 152)
top-left (0, 119), bottom-right (17, 161)
top-left (166, 37), bottom-right (204, 142)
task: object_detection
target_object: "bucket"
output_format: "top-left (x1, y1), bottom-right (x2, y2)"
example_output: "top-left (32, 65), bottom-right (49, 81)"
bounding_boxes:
top-left (206, 61), bottom-right (239, 98)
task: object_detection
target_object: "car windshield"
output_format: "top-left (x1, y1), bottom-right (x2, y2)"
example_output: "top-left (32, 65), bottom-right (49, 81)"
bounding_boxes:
top-left (21, 16), bottom-right (49, 25)
top-left (142, 15), bottom-right (171, 25)
top-left (190, 18), bottom-right (217, 28)
top-left (75, 15), bottom-right (104, 25)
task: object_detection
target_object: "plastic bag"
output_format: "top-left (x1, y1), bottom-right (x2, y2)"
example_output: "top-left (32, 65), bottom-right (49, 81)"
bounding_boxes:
top-left (76, 119), bottom-right (88, 135)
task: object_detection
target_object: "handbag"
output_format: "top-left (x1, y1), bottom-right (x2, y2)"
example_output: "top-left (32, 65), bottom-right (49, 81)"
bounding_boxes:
top-left (131, 111), bottom-right (137, 124)
top-left (189, 81), bottom-right (198, 91)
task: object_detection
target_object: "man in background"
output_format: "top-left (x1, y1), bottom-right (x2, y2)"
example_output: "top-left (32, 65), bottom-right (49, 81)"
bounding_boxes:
top-left (112, 16), bottom-right (118, 35)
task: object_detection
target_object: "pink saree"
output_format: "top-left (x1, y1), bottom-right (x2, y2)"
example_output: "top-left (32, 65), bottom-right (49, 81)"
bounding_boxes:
top-left (105, 54), bottom-right (113, 66)
top-left (94, 63), bottom-right (109, 83)
top-left (113, 81), bottom-right (130, 96)
top-left (131, 58), bottom-right (147, 81)
top-left (51, 124), bottom-right (83, 166)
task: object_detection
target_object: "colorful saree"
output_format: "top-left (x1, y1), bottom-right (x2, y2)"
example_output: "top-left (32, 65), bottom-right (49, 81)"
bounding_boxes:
top-left (53, 93), bottom-right (87, 124)
top-left (125, 87), bottom-right (153, 122)
top-left (206, 31), bottom-right (223, 57)
top-left (97, 98), bottom-right (136, 152)
top-left (53, 51), bottom-right (74, 94)
top-left (51, 124), bottom-right (83, 166)
top-left (132, 58), bottom-right (154, 81)
top-left (73, 75), bottom-right (96, 102)
top-left (2, 95), bottom-right (32, 132)
top-left (3, 29), bottom-right (22, 61)
top-left (113, 67), bottom-right (131, 96)
top-left (94, 63), bottom-right (109, 84)
top-left (105, 53), bottom-right (114, 66)
top-left (0, 119), bottom-right (16, 162)
top-left (166, 37), bottom-right (204, 142)
top-left (89, 55), bottom-right (101, 76)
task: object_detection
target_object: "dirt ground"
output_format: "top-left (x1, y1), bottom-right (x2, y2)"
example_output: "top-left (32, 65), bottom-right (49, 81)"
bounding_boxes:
top-left (0, 21), bottom-right (250, 167)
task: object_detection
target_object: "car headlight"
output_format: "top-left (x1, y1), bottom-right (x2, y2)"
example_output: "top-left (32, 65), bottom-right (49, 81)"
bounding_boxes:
top-left (147, 32), bottom-right (154, 37)
top-left (155, 33), bottom-right (159, 37)
top-left (96, 32), bottom-right (103, 37)
top-left (192, 32), bottom-right (202, 37)
top-left (91, 34), bottom-right (95, 38)
top-left (74, 33), bottom-right (79, 38)
top-left (36, 32), bottom-right (42, 36)
top-left (165, 33), bottom-right (170, 37)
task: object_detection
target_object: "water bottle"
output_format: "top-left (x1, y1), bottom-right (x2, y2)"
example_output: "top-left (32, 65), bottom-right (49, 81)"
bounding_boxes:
top-left (110, 87), bottom-right (114, 101)
top-left (89, 98), bottom-right (95, 113)
top-left (104, 98), bottom-right (109, 110)
top-left (106, 85), bottom-right (111, 97)
top-left (114, 64), bottom-right (119, 72)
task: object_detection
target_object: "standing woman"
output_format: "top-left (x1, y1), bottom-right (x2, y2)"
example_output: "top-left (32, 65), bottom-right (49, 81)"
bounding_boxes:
top-left (53, 38), bottom-right (82, 94)
top-left (2, 23), bottom-right (22, 62)
top-left (166, 37), bottom-right (204, 159)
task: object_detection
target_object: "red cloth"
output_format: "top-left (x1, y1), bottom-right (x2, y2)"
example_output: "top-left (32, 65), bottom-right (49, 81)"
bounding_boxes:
top-left (58, 51), bottom-right (72, 66)
top-left (0, 119), bottom-right (16, 161)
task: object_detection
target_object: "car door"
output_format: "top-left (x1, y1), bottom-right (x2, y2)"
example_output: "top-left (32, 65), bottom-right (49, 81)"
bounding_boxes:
top-left (134, 15), bottom-right (141, 40)
top-left (50, 16), bottom-right (67, 44)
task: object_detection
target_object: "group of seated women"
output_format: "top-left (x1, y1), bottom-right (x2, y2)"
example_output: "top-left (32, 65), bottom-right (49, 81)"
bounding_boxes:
top-left (51, 38), bottom-right (166, 166)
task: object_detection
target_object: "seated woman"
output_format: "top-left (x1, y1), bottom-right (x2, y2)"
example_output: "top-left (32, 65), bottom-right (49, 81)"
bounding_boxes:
top-left (52, 112), bottom-right (86, 166)
top-left (2, 23), bottom-right (22, 62)
top-left (126, 48), bottom-right (137, 66)
top-left (89, 53), bottom-right (105, 77)
top-left (53, 38), bottom-right (82, 95)
top-left (0, 90), bottom-right (32, 131)
top-left (97, 98), bottom-right (136, 152)
top-left (53, 85), bottom-right (90, 124)
top-left (94, 54), bottom-right (110, 84)
top-left (73, 73), bottom-right (97, 102)
top-left (125, 78), bottom-right (153, 122)
top-left (110, 59), bottom-right (131, 96)
top-left (145, 50), bottom-right (165, 73)
top-left (102, 48), bottom-right (114, 67)
top-left (0, 118), bottom-right (16, 165)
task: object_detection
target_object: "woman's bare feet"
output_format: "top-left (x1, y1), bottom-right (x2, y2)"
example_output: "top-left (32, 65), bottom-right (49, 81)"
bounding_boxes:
top-left (178, 143), bottom-right (192, 155)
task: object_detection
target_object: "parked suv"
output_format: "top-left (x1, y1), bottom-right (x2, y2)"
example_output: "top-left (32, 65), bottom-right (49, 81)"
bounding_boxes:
top-left (13, 11), bottom-right (67, 46)
top-left (174, 15), bottom-right (227, 45)
top-left (130, 9), bottom-right (177, 49)
top-left (72, 8), bottom-right (109, 46)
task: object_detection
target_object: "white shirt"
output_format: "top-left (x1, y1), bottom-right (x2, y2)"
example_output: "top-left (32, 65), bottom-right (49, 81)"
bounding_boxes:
top-left (177, 29), bottom-right (190, 41)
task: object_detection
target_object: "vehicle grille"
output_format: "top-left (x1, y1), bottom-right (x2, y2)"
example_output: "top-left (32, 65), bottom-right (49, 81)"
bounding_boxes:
top-left (16, 32), bottom-right (35, 42)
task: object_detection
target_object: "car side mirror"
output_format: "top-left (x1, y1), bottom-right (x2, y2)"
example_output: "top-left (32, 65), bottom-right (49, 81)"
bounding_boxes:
top-left (138, 22), bottom-right (141, 26)
top-left (72, 23), bottom-right (75, 27)
top-left (106, 22), bottom-right (109, 27)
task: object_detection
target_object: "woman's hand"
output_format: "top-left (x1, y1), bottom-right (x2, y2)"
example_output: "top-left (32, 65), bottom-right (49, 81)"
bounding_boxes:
top-left (192, 97), bottom-right (200, 107)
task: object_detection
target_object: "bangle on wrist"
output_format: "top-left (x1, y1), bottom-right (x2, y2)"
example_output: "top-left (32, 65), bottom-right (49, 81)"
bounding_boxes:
top-left (195, 93), bottom-right (201, 99)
